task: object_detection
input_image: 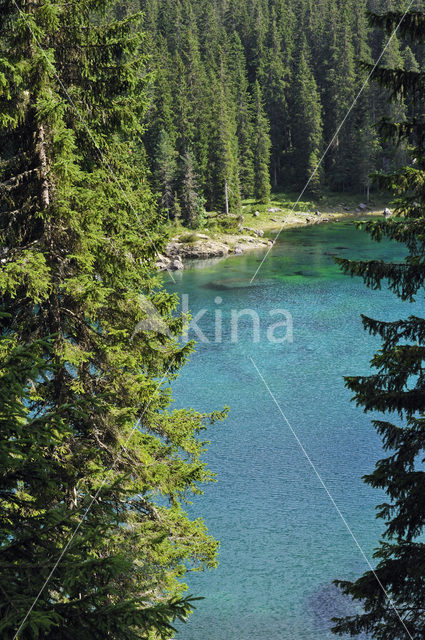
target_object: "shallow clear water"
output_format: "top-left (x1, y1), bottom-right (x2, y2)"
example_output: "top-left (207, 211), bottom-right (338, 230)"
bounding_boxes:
top-left (167, 221), bottom-right (419, 640)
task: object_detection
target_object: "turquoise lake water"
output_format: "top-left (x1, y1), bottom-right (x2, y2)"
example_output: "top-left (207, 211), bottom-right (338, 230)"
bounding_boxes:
top-left (167, 221), bottom-right (417, 640)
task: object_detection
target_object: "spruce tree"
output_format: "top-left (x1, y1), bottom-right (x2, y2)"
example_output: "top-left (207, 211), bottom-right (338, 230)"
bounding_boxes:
top-left (332, 9), bottom-right (425, 640)
top-left (252, 80), bottom-right (272, 203)
top-left (258, 9), bottom-right (290, 189)
top-left (289, 36), bottom-right (323, 193)
top-left (138, 0), bottom-right (424, 210)
top-left (155, 129), bottom-right (178, 219)
top-left (227, 32), bottom-right (255, 199)
top-left (0, 1), bottom-right (223, 637)
top-left (180, 151), bottom-right (205, 227)
top-left (205, 62), bottom-right (241, 212)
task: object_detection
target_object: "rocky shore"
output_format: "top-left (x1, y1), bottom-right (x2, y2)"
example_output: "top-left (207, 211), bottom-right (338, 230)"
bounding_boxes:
top-left (156, 234), bottom-right (273, 271)
top-left (156, 203), bottom-right (390, 271)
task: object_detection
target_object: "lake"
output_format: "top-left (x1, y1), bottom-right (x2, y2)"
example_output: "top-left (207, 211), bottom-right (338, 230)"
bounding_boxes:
top-left (167, 220), bottom-right (415, 640)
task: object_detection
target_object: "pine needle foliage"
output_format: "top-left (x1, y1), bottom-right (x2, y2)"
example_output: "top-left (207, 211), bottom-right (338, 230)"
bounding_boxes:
top-left (332, 8), bottom-right (425, 640)
top-left (0, 1), bottom-right (225, 638)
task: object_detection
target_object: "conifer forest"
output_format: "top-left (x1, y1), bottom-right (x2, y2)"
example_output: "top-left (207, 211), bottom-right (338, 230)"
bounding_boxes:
top-left (2, 1), bottom-right (425, 639)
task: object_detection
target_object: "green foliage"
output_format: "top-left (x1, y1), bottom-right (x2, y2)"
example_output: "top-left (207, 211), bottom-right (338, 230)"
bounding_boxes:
top-left (141, 0), bottom-right (422, 216)
top-left (0, 336), bottom-right (207, 640)
top-left (288, 37), bottom-right (323, 193)
top-left (155, 129), bottom-right (178, 218)
top-left (0, 1), bottom-right (225, 637)
top-left (332, 8), bottom-right (425, 640)
top-left (252, 80), bottom-right (272, 203)
top-left (180, 151), bottom-right (206, 228)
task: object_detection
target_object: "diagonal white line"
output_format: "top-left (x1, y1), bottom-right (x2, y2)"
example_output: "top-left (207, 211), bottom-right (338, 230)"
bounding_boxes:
top-left (12, 0), bottom-right (176, 283)
top-left (13, 364), bottom-right (173, 640)
top-left (249, 356), bottom-right (414, 640)
top-left (250, 0), bottom-right (416, 284)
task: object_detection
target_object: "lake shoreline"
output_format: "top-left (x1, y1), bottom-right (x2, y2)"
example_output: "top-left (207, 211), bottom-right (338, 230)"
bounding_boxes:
top-left (159, 208), bottom-right (382, 271)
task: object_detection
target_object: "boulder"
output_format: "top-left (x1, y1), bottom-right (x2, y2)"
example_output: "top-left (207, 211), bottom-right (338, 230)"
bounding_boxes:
top-left (359, 203), bottom-right (368, 210)
top-left (166, 239), bottom-right (229, 260)
top-left (315, 210), bottom-right (321, 216)
top-left (169, 257), bottom-right (184, 271)
top-left (268, 207), bottom-right (282, 213)
top-left (253, 211), bottom-right (260, 217)
top-left (383, 207), bottom-right (392, 218)
top-left (234, 245), bottom-right (244, 255)
top-left (155, 254), bottom-right (172, 271)
top-left (243, 226), bottom-right (264, 237)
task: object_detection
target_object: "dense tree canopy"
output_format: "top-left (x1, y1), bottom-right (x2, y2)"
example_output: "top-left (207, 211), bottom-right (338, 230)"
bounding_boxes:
top-left (142, 0), bottom-right (425, 220)
top-left (0, 0), bottom-right (225, 637)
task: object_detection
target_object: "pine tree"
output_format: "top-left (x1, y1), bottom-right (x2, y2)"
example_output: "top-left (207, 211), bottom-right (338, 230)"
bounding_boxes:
top-left (288, 36), bottom-right (323, 193)
top-left (332, 9), bottom-right (425, 640)
top-left (252, 80), bottom-right (272, 203)
top-left (205, 61), bottom-right (241, 212)
top-left (171, 190), bottom-right (182, 225)
top-left (227, 32), bottom-right (255, 199)
top-left (0, 1), bottom-right (223, 637)
top-left (0, 335), bottom-right (202, 639)
top-left (180, 151), bottom-right (206, 227)
top-left (258, 7), bottom-right (290, 188)
top-left (138, 0), bottom-right (425, 216)
top-left (155, 129), bottom-right (178, 218)
top-left (403, 45), bottom-right (420, 72)
top-left (321, 4), bottom-right (358, 190)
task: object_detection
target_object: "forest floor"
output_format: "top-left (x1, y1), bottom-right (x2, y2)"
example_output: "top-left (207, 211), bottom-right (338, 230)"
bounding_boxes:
top-left (235, 190), bottom-right (389, 232)
top-left (161, 191), bottom-right (391, 268)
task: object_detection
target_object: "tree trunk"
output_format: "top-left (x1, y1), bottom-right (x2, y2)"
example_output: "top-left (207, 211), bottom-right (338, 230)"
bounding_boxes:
top-left (37, 124), bottom-right (50, 208)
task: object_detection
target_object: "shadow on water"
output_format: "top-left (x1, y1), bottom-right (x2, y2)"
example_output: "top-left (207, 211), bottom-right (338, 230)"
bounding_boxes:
top-left (308, 583), bottom-right (369, 639)
top-left (202, 279), bottom-right (262, 291)
top-left (293, 271), bottom-right (320, 277)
